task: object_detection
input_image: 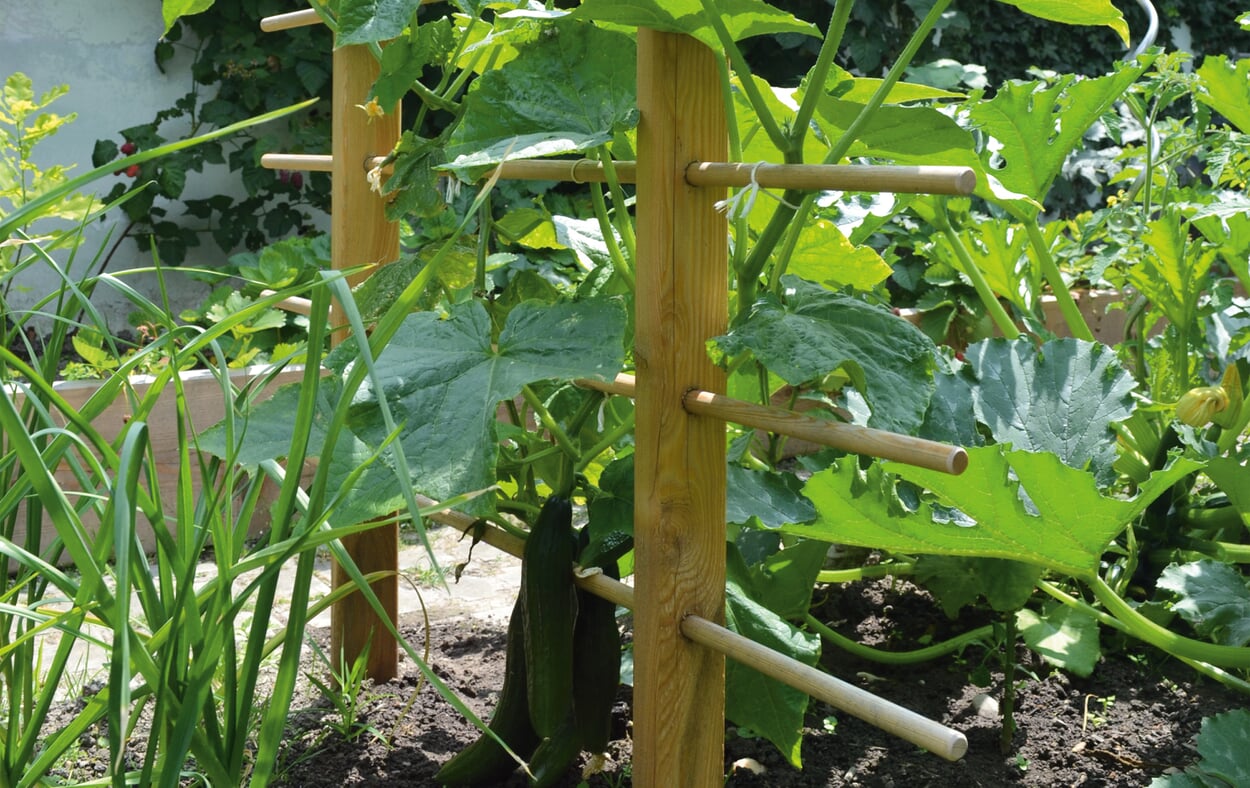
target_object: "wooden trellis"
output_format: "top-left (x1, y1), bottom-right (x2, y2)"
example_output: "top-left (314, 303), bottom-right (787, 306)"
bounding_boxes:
top-left (262, 7), bottom-right (974, 782)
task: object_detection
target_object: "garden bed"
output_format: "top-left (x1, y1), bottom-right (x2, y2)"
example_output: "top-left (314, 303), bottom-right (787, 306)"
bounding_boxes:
top-left (262, 577), bottom-right (1243, 786)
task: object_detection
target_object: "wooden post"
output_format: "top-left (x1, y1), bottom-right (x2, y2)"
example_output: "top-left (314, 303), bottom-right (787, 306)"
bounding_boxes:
top-left (633, 29), bottom-right (729, 785)
top-left (329, 43), bottom-right (401, 682)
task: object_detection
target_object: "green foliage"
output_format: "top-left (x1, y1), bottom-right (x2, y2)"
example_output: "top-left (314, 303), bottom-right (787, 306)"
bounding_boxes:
top-left (1158, 560), bottom-right (1250, 647)
top-left (1151, 709), bottom-right (1250, 788)
top-left (95, 0), bottom-right (333, 265)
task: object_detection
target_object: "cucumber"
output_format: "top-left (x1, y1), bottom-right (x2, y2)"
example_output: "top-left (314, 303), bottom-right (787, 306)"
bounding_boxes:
top-left (572, 563), bottom-right (621, 754)
top-left (526, 716), bottom-right (582, 788)
top-left (435, 593), bottom-right (539, 787)
top-left (522, 496), bottom-right (578, 738)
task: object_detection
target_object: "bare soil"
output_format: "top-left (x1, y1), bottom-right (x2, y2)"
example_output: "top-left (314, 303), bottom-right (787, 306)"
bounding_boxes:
top-left (269, 577), bottom-right (1247, 788)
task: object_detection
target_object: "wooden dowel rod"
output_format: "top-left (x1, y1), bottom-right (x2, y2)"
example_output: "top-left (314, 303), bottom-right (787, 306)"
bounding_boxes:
top-left (679, 614), bottom-right (969, 762)
top-left (686, 162), bottom-right (977, 196)
top-left (577, 374), bottom-right (967, 475)
top-left (684, 389), bottom-right (968, 475)
top-left (261, 153), bottom-right (334, 172)
top-left (419, 495), bottom-right (965, 762)
top-left (487, 158), bottom-right (638, 184)
top-left (260, 1), bottom-right (443, 31)
top-left (465, 159), bottom-right (975, 196)
top-left (259, 290), bottom-right (313, 316)
top-left (260, 8), bottom-right (321, 32)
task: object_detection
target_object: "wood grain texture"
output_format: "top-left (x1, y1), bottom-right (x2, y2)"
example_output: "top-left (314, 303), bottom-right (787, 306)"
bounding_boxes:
top-left (633, 29), bottom-right (729, 787)
top-left (328, 44), bottom-right (401, 683)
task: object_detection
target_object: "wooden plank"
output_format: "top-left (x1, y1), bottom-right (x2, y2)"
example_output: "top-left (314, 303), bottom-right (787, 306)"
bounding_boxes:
top-left (7, 365), bottom-right (310, 563)
top-left (633, 29), bottom-right (728, 786)
top-left (328, 44), bottom-right (402, 683)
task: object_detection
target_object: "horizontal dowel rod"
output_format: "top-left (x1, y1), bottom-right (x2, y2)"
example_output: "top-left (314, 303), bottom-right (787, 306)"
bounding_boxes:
top-left (685, 162), bottom-right (977, 196)
top-left (680, 614), bottom-right (969, 762)
top-left (684, 389), bottom-right (968, 475)
top-left (260, 8), bottom-right (321, 32)
top-left (259, 290), bottom-right (313, 315)
top-left (577, 374), bottom-right (967, 474)
top-left (261, 153), bottom-right (334, 172)
top-left (471, 159), bottom-right (975, 196)
top-left (416, 492), bottom-right (965, 760)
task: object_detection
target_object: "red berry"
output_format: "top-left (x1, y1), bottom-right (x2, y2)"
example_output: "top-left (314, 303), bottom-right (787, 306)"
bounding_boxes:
top-left (125, 164), bottom-right (141, 178)
top-left (289, 171), bottom-right (303, 190)
top-left (277, 170), bottom-right (290, 184)
top-left (120, 141), bottom-right (137, 155)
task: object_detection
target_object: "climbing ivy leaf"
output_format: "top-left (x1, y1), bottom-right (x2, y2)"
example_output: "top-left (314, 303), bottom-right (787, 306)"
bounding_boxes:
top-left (1158, 560), bottom-right (1250, 647)
top-left (571, 0), bottom-right (819, 50)
top-left (788, 447), bottom-right (1201, 579)
top-left (200, 299), bottom-right (626, 523)
top-left (962, 338), bottom-right (1137, 485)
top-left (443, 21), bottom-right (637, 178)
top-left (715, 276), bottom-right (936, 434)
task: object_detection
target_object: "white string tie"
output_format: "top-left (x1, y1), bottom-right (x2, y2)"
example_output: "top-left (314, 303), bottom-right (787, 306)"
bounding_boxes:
top-left (714, 161), bottom-right (800, 219)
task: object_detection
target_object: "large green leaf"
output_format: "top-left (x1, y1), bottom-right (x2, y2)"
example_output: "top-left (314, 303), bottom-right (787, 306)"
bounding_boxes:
top-left (201, 299), bottom-right (626, 523)
top-left (993, 0), bottom-right (1130, 45)
top-left (337, 0), bottom-right (422, 46)
top-left (914, 555), bottom-right (1041, 616)
top-left (966, 59), bottom-right (1151, 208)
top-left (715, 276), bottom-right (936, 434)
top-left (962, 338), bottom-right (1137, 485)
top-left (1158, 560), bottom-right (1250, 647)
top-left (1017, 602), bottom-right (1101, 677)
top-left (786, 219), bottom-right (892, 292)
top-left (161, 0), bottom-right (214, 33)
top-left (1196, 55), bottom-right (1250, 133)
top-left (726, 465), bottom-right (816, 527)
top-left (788, 446), bottom-right (1201, 579)
top-left (724, 579), bottom-right (820, 768)
top-left (571, 0), bottom-right (819, 50)
top-left (443, 21), bottom-right (637, 178)
top-left (1125, 212), bottom-right (1217, 331)
top-left (1202, 458), bottom-right (1250, 532)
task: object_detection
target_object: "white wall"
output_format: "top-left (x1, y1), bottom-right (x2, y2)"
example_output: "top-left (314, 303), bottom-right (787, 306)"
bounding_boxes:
top-left (0, 1), bottom-right (266, 332)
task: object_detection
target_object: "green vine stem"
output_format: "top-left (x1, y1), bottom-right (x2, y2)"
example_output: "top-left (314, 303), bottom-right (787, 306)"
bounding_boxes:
top-left (1038, 580), bottom-right (1250, 695)
top-left (588, 177), bottom-right (635, 291)
top-left (575, 411), bottom-right (636, 474)
top-left (804, 614), bottom-right (994, 665)
top-left (519, 384), bottom-right (580, 464)
top-left (999, 612), bottom-right (1017, 755)
top-left (697, 0), bottom-right (789, 152)
top-left (1012, 209), bottom-right (1095, 342)
top-left (935, 201), bottom-right (1021, 340)
top-left (736, 0), bottom-right (954, 316)
top-left (596, 146), bottom-right (636, 264)
top-left (1087, 574), bottom-right (1250, 668)
top-left (816, 562), bottom-right (915, 584)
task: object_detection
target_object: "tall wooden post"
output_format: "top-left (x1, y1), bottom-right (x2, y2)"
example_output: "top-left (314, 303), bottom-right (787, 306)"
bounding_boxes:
top-left (329, 43), bottom-right (401, 682)
top-left (633, 29), bottom-right (729, 785)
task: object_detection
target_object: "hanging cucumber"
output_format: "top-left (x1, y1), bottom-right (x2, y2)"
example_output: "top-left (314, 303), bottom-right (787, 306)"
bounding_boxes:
top-left (434, 593), bottom-right (539, 786)
top-left (522, 496), bottom-right (577, 738)
top-left (571, 562), bottom-right (621, 755)
top-left (526, 715), bottom-right (583, 788)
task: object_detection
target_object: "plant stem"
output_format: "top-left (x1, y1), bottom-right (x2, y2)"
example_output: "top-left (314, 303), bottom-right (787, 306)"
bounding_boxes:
top-left (936, 202), bottom-right (1020, 339)
top-left (804, 614), bottom-right (994, 665)
top-left (697, 0), bottom-right (789, 153)
top-left (597, 147), bottom-right (636, 264)
top-left (520, 384), bottom-right (580, 464)
top-left (1000, 611), bottom-right (1017, 755)
top-left (1015, 211), bottom-right (1094, 341)
top-left (789, 0), bottom-right (854, 153)
top-left (588, 178), bottom-right (635, 291)
top-left (735, 0), bottom-right (953, 316)
top-left (816, 562), bottom-right (915, 584)
top-left (1088, 574), bottom-right (1250, 668)
top-left (575, 411), bottom-right (636, 474)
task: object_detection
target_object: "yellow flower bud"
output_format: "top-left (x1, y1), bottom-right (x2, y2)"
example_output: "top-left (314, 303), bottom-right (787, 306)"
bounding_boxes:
top-left (1211, 366), bottom-right (1243, 429)
top-left (1176, 385), bottom-right (1229, 427)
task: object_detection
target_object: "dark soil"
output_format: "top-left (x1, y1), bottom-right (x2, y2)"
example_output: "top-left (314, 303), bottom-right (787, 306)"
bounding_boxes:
top-left (271, 577), bottom-right (1248, 787)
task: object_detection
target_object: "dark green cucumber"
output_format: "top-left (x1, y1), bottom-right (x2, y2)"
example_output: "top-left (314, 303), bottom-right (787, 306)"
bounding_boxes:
top-left (572, 564), bottom-right (621, 754)
top-left (435, 594), bottom-right (539, 787)
top-left (522, 496), bottom-right (577, 738)
top-left (527, 716), bottom-right (582, 788)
